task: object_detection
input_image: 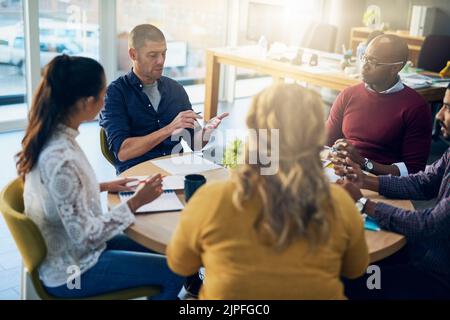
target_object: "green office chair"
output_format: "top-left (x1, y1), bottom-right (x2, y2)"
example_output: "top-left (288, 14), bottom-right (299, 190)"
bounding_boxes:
top-left (0, 178), bottom-right (161, 300)
top-left (100, 128), bottom-right (116, 166)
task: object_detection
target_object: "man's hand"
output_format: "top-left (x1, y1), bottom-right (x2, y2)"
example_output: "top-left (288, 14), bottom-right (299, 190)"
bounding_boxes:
top-left (331, 139), bottom-right (364, 166)
top-left (336, 179), bottom-right (364, 202)
top-left (168, 110), bottom-right (203, 136)
top-left (203, 112), bottom-right (229, 140)
top-left (333, 157), bottom-right (366, 189)
top-left (204, 113), bottom-right (229, 130)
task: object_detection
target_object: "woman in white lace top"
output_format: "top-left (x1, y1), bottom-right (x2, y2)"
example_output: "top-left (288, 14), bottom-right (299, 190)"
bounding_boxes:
top-left (16, 55), bottom-right (184, 299)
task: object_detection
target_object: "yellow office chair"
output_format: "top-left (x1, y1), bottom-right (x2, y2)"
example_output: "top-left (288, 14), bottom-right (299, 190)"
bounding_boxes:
top-left (0, 178), bottom-right (161, 300)
top-left (100, 127), bottom-right (116, 166)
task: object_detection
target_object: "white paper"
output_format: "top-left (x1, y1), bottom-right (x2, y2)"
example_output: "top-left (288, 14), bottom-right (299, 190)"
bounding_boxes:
top-left (151, 154), bottom-right (222, 175)
top-left (431, 81), bottom-right (450, 88)
top-left (400, 73), bottom-right (432, 89)
top-left (162, 175), bottom-right (185, 190)
top-left (324, 167), bottom-right (341, 183)
top-left (119, 190), bottom-right (184, 213)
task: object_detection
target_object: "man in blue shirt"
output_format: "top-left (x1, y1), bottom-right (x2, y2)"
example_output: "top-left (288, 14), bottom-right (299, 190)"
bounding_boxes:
top-left (100, 24), bottom-right (228, 173)
top-left (335, 84), bottom-right (450, 299)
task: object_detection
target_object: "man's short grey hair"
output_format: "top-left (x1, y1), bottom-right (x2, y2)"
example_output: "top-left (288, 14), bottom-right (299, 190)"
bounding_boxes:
top-left (128, 24), bottom-right (166, 49)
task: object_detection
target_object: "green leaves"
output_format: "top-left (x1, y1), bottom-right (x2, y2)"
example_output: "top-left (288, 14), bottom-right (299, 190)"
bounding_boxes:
top-left (222, 138), bottom-right (243, 169)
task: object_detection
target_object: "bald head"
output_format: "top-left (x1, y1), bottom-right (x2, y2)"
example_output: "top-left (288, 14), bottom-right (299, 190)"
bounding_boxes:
top-left (366, 30), bottom-right (384, 45)
top-left (367, 34), bottom-right (409, 64)
top-left (361, 34), bottom-right (409, 90)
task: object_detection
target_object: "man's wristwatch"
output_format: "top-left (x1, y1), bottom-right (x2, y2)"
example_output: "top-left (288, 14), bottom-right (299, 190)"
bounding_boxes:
top-left (355, 197), bottom-right (369, 213)
top-left (363, 158), bottom-right (374, 172)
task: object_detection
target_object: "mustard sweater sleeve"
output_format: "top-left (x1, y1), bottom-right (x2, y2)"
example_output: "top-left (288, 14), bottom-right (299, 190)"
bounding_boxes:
top-left (167, 183), bottom-right (219, 277)
top-left (336, 187), bottom-right (370, 279)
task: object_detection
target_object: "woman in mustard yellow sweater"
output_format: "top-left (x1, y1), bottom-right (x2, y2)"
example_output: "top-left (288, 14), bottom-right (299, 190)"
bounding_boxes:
top-left (167, 83), bottom-right (369, 299)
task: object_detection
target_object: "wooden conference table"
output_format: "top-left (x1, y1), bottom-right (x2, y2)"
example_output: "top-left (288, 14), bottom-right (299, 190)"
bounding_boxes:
top-left (108, 154), bottom-right (414, 263)
top-left (203, 46), bottom-right (447, 120)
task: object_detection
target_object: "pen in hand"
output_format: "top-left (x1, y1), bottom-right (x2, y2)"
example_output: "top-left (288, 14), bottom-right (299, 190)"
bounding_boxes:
top-left (193, 112), bottom-right (203, 129)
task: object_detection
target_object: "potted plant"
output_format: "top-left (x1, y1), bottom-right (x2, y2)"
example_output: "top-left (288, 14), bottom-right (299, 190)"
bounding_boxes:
top-left (363, 5), bottom-right (382, 30)
top-left (222, 138), bottom-right (243, 169)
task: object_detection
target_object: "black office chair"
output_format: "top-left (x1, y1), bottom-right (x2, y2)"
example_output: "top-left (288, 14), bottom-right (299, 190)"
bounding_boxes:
top-left (301, 22), bottom-right (338, 53)
top-left (417, 35), bottom-right (450, 147)
top-left (417, 35), bottom-right (450, 73)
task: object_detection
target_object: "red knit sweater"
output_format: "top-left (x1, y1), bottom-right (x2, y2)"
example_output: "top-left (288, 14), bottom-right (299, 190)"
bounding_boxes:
top-left (326, 83), bottom-right (432, 174)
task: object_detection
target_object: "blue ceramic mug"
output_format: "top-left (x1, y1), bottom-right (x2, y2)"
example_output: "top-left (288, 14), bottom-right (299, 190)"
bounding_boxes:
top-left (184, 174), bottom-right (207, 202)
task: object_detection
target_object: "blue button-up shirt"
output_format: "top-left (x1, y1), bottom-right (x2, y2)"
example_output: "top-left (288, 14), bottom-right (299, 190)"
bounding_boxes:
top-left (99, 70), bottom-right (194, 174)
top-left (373, 148), bottom-right (450, 287)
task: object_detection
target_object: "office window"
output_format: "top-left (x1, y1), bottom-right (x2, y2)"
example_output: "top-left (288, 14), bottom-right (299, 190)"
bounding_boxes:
top-left (116, 0), bottom-right (228, 104)
top-left (240, 0), bottom-right (324, 47)
top-left (0, 0), bottom-right (101, 131)
top-left (38, 0), bottom-right (100, 66)
top-left (234, 0), bottom-right (325, 98)
top-left (0, 0), bottom-right (27, 127)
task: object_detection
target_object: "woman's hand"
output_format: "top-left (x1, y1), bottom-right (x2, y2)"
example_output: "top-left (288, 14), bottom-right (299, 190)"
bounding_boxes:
top-left (127, 174), bottom-right (164, 213)
top-left (100, 178), bottom-right (139, 193)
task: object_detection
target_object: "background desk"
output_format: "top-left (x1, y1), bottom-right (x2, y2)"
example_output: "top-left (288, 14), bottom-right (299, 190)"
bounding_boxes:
top-left (204, 46), bottom-right (446, 120)
top-left (349, 27), bottom-right (424, 66)
top-left (108, 155), bottom-right (413, 263)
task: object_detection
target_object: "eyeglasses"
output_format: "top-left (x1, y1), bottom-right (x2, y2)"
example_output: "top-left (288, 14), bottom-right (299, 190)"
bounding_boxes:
top-left (360, 54), bottom-right (404, 68)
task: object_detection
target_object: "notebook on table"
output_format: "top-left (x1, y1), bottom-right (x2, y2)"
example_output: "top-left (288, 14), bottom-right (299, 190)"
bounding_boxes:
top-left (119, 190), bottom-right (184, 213)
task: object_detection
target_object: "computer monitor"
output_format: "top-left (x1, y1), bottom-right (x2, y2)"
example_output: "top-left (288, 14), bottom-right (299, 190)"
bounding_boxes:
top-left (246, 2), bottom-right (288, 45)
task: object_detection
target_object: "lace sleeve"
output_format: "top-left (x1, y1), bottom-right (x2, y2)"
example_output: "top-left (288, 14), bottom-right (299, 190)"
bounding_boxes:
top-left (45, 159), bottom-right (135, 250)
